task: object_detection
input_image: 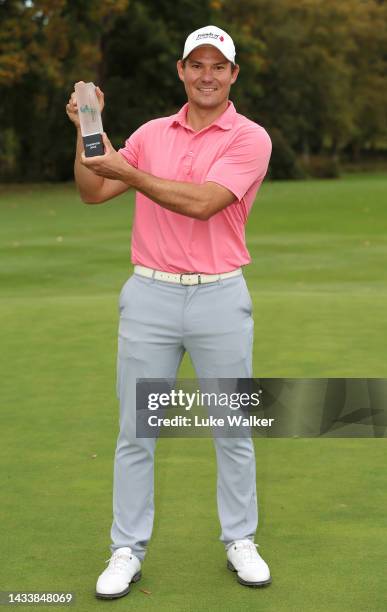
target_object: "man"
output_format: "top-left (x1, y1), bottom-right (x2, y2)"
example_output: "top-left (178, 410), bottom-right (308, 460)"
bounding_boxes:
top-left (66, 25), bottom-right (272, 599)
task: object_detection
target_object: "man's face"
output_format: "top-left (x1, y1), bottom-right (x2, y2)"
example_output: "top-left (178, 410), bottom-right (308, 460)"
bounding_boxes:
top-left (177, 46), bottom-right (239, 111)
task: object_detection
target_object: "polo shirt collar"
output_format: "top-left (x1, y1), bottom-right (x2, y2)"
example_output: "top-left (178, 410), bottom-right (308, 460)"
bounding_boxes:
top-left (171, 100), bottom-right (236, 131)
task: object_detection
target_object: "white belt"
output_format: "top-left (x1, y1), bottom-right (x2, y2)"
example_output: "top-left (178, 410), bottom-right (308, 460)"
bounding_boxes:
top-left (134, 265), bottom-right (242, 286)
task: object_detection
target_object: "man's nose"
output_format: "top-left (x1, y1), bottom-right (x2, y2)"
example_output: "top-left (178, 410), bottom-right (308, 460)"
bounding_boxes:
top-left (200, 68), bottom-right (215, 82)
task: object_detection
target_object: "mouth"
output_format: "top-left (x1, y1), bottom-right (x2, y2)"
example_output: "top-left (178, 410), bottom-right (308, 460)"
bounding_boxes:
top-left (197, 87), bottom-right (217, 93)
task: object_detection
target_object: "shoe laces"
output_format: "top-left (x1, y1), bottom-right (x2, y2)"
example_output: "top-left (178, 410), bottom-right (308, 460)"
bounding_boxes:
top-left (105, 551), bottom-right (133, 573)
top-left (233, 540), bottom-right (260, 563)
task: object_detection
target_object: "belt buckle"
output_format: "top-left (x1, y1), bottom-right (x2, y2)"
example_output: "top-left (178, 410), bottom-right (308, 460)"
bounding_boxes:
top-left (180, 272), bottom-right (201, 285)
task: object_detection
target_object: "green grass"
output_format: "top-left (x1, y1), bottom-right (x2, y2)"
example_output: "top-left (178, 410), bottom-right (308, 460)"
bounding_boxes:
top-left (1, 175), bottom-right (386, 611)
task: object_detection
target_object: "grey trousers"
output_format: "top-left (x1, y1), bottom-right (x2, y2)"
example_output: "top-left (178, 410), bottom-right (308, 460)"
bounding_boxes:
top-left (110, 272), bottom-right (257, 561)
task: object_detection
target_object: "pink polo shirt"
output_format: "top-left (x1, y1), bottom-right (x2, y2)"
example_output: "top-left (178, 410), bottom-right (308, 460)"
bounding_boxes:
top-left (118, 101), bottom-right (272, 274)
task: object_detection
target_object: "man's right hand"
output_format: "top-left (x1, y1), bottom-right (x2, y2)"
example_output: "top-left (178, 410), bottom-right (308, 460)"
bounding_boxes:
top-left (65, 81), bottom-right (105, 129)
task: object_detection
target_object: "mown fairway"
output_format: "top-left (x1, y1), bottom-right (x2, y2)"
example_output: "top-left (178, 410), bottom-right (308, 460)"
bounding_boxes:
top-left (1, 175), bottom-right (386, 611)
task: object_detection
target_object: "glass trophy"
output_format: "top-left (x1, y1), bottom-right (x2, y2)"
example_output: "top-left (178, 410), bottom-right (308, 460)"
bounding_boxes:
top-left (75, 82), bottom-right (104, 157)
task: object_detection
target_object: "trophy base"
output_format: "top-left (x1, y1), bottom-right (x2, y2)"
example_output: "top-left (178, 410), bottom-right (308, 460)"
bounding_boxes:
top-left (83, 133), bottom-right (104, 157)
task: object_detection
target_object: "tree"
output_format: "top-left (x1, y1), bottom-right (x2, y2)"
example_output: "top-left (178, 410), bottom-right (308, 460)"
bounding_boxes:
top-left (0, 0), bottom-right (130, 180)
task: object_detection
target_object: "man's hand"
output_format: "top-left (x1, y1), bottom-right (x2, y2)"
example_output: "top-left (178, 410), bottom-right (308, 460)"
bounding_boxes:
top-left (80, 133), bottom-right (133, 181)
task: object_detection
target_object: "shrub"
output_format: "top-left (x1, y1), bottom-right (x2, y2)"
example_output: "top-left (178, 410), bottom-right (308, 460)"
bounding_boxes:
top-left (299, 155), bottom-right (341, 179)
top-left (266, 127), bottom-right (306, 180)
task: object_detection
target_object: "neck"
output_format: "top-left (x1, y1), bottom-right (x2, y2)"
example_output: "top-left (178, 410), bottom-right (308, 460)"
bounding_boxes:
top-left (186, 100), bottom-right (229, 132)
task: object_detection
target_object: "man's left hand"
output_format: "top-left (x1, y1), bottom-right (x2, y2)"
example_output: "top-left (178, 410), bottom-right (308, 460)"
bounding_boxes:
top-left (80, 133), bottom-right (131, 181)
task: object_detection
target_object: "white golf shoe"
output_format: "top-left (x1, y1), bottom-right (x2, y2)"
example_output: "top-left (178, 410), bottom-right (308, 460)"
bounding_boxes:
top-left (95, 547), bottom-right (142, 599)
top-left (227, 539), bottom-right (271, 587)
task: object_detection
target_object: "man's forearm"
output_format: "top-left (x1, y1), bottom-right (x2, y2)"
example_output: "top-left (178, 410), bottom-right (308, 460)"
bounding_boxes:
top-left (123, 165), bottom-right (208, 219)
top-left (74, 129), bottom-right (104, 202)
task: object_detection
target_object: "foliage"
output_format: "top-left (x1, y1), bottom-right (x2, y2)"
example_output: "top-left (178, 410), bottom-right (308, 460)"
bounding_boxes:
top-left (266, 128), bottom-right (306, 181)
top-left (299, 155), bottom-right (341, 179)
top-left (0, 0), bottom-right (386, 180)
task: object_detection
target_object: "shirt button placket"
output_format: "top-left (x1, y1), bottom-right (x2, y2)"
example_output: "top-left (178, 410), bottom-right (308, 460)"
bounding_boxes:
top-left (183, 148), bottom-right (194, 175)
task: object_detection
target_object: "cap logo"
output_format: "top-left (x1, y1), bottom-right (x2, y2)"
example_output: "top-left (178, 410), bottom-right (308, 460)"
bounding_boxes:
top-left (196, 32), bottom-right (222, 41)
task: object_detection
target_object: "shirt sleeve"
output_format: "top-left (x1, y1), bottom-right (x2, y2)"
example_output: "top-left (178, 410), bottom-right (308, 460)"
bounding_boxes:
top-left (118, 123), bottom-right (148, 168)
top-left (205, 126), bottom-right (272, 201)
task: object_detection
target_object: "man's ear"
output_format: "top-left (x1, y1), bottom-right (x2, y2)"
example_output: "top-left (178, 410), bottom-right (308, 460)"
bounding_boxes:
top-left (230, 63), bottom-right (240, 85)
top-left (177, 59), bottom-right (185, 83)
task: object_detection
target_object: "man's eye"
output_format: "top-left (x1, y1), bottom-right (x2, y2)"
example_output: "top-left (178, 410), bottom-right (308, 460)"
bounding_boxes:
top-left (216, 66), bottom-right (225, 70)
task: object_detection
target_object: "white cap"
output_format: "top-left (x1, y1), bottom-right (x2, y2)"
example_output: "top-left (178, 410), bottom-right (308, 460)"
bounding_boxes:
top-left (182, 25), bottom-right (236, 65)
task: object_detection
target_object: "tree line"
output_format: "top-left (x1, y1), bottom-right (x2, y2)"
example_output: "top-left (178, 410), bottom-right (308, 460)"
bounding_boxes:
top-left (1, 0), bottom-right (386, 181)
